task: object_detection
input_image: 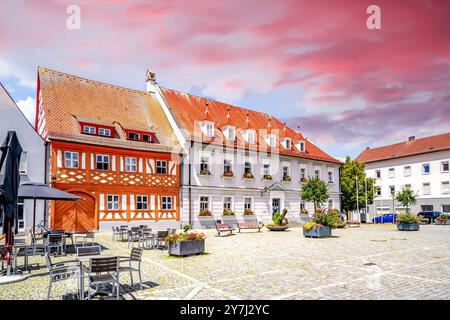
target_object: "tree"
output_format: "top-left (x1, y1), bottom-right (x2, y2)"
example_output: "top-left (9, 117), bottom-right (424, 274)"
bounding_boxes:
top-left (300, 177), bottom-right (329, 213)
top-left (340, 156), bottom-right (375, 214)
top-left (395, 186), bottom-right (417, 213)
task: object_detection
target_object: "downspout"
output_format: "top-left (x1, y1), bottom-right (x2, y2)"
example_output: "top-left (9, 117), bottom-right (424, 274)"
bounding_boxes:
top-left (188, 140), bottom-right (193, 226)
top-left (43, 141), bottom-right (49, 227)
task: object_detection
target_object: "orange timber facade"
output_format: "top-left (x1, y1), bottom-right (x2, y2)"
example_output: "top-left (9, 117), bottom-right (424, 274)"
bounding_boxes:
top-left (36, 67), bottom-right (182, 232)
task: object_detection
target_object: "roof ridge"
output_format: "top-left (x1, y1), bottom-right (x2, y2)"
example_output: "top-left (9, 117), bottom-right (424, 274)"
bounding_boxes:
top-left (38, 66), bottom-right (149, 96)
top-left (160, 86), bottom-right (272, 119)
top-left (365, 131), bottom-right (450, 151)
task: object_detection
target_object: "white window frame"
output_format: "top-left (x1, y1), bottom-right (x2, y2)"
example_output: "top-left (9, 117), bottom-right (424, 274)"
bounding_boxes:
top-left (228, 127), bottom-right (236, 140)
top-left (262, 163), bottom-right (271, 176)
top-left (83, 125), bottom-right (96, 135)
top-left (403, 166), bottom-right (411, 177)
top-left (199, 196), bottom-right (210, 211)
top-left (282, 165), bottom-right (290, 177)
top-left (375, 170), bottom-right (381, 178)
top-left (96, 154), bottom-right (110, 171)
top-left (285, 138), bottom-right (291, 150)
top-left (328, 170), bottom-right (334, 183)
top-left (161, 196), bottom-right (173, 210)
top-left (136, 195), bottom-right (148, 210)
top-left (247, 130), bottom-right (255, 144)
top-left (200, 156), bottom-right (210, 172)
top-left (422, 163), bottom-right (430, 175)
top-left (19, 151), bottom-right (28, 175)
top-left (244, 197), bottom-right (253, 211)
top-left (64, 151), bottom-right (79, 169)
top-left (128, 132), bottom-right (140, 141)
top-left (441, 181), bottom-right (450, 195)
top-left (223, 159), bottom-right (232, 174)
top-left (156, 160), bottom-right (167, 174)
top-left (300, 167), bottom-right (307, 179)
top-left (205, 123), bottom-right (214, 137)
top-left (98, 128), bottom-right (111, 137)
top-left (268, 135), bottom-right (276, 148)
top-left (244, 161), bottom-right (252, 174)
top-left (422, 182), bottom-right (431, 195)
top-left (223, 196), bottom-right (233, 211)
top-left (442, 161), bottom-right (449, 173)
top-left (107, 195), bottom-right (119, 210)
top-left (298, 141), bottom-right (305, 152)
top-left (314, 169), bottom-right (321, 180)
top-left (388, 168), bottom-right (395, 178)
top-left (125, 157), bottom-right (137, 172)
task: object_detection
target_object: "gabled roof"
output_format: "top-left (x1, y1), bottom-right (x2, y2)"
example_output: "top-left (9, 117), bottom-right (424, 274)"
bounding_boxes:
top-left (356, 132), bottom-right (450, 163)
top-left (160, 87), bottom-right (341, 164)
top-left (38, 67), bottom-right (181, 154)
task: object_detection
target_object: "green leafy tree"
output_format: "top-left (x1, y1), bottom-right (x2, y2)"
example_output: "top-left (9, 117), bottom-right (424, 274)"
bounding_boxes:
top-left (340, 156), bottom-right (375, 214)
top-left (300, 177), bottom-right (329, 213)
top-left (395, 186), bottom-right (417, 213)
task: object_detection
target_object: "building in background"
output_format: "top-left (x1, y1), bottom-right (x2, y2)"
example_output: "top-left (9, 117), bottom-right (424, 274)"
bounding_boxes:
top-left (35, 67), bottom-right (182, 231)
top-left (148, 71), bottom-right (342, 226)
top-left (0, 83), bottom-right (46, 230)
top-left (356, 133), bottom-right (450, 215)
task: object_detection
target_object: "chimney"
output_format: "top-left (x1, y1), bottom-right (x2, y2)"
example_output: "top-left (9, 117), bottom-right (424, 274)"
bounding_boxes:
top-left (408, 136), bottom-right (415, 142)
top-left (146, 68), bottom-right (156, 94)
top-left (366, 146), bottom-right (370, 150)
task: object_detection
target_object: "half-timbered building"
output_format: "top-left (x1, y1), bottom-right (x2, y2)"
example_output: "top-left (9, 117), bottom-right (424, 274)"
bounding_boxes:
top-left (36, 67), bottom-right (182, 232)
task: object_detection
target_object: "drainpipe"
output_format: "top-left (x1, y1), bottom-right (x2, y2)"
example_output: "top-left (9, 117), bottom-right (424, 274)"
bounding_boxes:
top-left (43, 141), bottom-right (49, 228)
top-left (188, 140), bottom-right (193, 226)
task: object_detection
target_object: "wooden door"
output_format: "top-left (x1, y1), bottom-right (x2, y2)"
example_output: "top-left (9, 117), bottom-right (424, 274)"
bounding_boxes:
top-left (54, 191), bottom-right (96, 232)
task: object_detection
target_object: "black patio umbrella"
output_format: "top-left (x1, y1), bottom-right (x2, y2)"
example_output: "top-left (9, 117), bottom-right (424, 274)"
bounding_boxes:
top-left (18, 182), bottom-right (81, 235)
top-left (0, 131), bottom-right (23, 268)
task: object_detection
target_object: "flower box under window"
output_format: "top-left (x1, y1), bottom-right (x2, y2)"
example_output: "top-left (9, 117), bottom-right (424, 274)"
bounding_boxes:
top-left (263, 175), bottom-right (272, 181)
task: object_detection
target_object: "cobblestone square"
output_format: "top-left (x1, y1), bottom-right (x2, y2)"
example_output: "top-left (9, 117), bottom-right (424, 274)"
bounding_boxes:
top-left (1, 224), bottom-right (448, 300)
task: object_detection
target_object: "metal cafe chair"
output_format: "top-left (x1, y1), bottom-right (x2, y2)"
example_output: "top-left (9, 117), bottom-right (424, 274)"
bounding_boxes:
top-left (46, 233), bottom-right (65, 256)
top-left (45, 253), bottom-right (83, 300)
top-left (87, 256), bottom-right (120, 300)
top-left (119, 247), bottom-right (143, 290)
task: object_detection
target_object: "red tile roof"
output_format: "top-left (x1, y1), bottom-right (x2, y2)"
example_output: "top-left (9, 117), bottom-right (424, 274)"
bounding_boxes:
top-left (356, 132), bottom-right (450, 163)
top-left (160, 88), bottom-right (341, 164)
top-left (38, 67), bottom-right (181, 154)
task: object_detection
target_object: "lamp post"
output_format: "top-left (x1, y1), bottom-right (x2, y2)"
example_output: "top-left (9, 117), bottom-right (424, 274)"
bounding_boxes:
top-left (391, 186), bottom-right (396, 224)
top-left (356, 175), bottom-right (359, 222)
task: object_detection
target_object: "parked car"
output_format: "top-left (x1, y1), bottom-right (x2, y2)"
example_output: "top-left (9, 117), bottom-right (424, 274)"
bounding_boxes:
top-left (417, 211), bottom-right (442, 224)
top-left (372, 213), bottom-right (398, 224)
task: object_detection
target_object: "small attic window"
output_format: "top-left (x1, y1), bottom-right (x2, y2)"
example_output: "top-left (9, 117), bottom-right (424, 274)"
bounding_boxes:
top-left (83, 125), bottom-right (96, 135)
top-left (285, 138), bottom-right (291, 150)
top-left (128, 132), bottom-right (140, 141)
top-left (143, 134), bottom-right (152, 143)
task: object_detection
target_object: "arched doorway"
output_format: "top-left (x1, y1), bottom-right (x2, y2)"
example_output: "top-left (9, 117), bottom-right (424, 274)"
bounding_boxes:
top-left (54, 191), bottom-right (96, 232)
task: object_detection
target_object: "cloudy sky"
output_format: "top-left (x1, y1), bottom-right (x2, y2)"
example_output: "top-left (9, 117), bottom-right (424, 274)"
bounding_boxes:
top-left (1, 0), bottom-right (449, 159)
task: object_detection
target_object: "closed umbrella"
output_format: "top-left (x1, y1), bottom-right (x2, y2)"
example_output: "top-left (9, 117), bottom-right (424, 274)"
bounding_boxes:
top-left (18, 182), bottom-right (81, 237)
top-left (0, 131), bottom-right (23, 275)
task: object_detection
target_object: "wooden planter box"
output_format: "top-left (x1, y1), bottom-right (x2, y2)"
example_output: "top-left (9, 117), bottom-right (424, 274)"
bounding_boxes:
top-left (397, 222), bottom-right (420, 231)
top-left (266, 225), bottom-right (289, 231)
top-left (168, 239), bottom-right (205, 257)
top-left (221, 215), bottom-right (238, 227)
top-left (303, 225), bottom-right (332, 238)
top-left (197, 216), bottom-right (216, 229)
top-left (435, 220), bottom-right (450, 225)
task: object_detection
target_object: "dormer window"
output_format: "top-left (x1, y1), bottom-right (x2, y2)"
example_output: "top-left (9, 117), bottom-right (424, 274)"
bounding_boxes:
top-left (206, 123), bottom-right (214, 137)
top-left (228, 127), bottom-right (235, 140)
top-left (128, 132), bottom-right (140, 141)
top-left (284, 138), bottom-right (291, 150)
top-left (98, 128), bottom-right (111, 137)
top-left (83, 125), bottom-right (96, 135)
top-left (266, 134), bottom-right (276, 148)
top-left (296, 141), bottom-right (305, 152)
top-left (143, 134), bottom-right (152, 142)
top-left (245, 130), bottom-right (255, 144)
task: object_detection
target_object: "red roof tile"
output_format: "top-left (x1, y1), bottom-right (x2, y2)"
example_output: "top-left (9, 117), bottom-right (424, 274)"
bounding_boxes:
top-left (356, 132), bottom-right (450, 163)
top-left (161, 87), bottom-right (341, 164)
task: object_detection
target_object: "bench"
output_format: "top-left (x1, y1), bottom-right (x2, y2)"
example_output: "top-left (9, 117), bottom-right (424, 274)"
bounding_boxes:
top-left (215, 224), bottom-right (235, 237)
top-left (346, 220), bottom-right (361, 227)
top-left (237, 222), bottom-right (261, 233)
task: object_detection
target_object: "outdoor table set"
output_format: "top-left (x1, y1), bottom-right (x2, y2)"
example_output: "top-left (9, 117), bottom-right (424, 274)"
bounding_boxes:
top-left (112, 225), bottom-right (176, 250)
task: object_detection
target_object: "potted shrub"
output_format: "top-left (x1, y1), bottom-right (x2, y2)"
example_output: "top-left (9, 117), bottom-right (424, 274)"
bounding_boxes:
top-left (167, 225), bottom-right (206, 257)
top-left (243, 172), bottom-right (254, 179)
top-left (396, 213), bottom-right (420, 231)
top-left (199, 169), bottom-right (211, 176)
top-left (263, 174), bottom-right (272, 181)
top-left (300, 208), bottom-right (309, 215)
top-left (300, 177), bottom-right (329, 214)
top-left (300, 177), bottom-right (308, 183)
top-left (303, 209), bottom-right (339, 238)
top-left (223, 171), bottom-right (234, 178)
top-left (266, 208), bottom-right (289, 231)
top-left (435, 213), bottom-right (450, 225)
top-left (197, 209), bottom-right (215, 228)
top-left (282, 175), bottom-right (291, 182)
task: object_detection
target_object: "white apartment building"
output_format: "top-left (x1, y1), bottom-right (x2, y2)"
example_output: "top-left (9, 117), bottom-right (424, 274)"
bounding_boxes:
top-left (356, 133), bottom-right (450, 214)
top-left (148, 70), bottom-right (342, 227)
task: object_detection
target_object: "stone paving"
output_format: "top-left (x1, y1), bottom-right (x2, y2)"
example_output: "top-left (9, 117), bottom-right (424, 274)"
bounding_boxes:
top-left (0, 224), bottom-right (449, 300)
